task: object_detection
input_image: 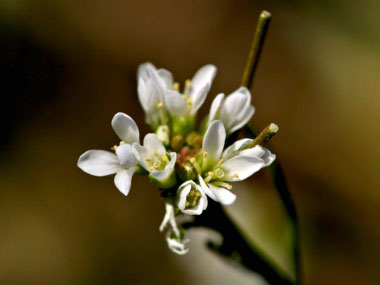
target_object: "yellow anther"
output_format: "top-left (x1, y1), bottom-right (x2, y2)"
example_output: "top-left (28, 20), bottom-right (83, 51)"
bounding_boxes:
top-left (190, 157), bottom-right (196, 163)
top-left (195, 192), bottom-right (200, 197)
top-left (192, 201), bottom-right (197, 207)
top-left (186, 97), bottom-right (193, 105)
top-left (203, 152), bottom-right (208, 158)
top-left (232, 173), bottom-right (239, 179)
top-left (149, 166), bottom-right (155, 171)
top-left (157, 102), bottom-right (163, 108)
top-left (153, 151), bottom-right (158, 156)
top-left (173, 82), bottom-right (180, 91)
top-left (185, 79), bottom-right (191, 89)
top-left (226, 184), bottom-right (232, 190)
top-left (190, 190), bottom-right (195, 196)
top-left (111, 145), bottom-right (118, 151)
top-left (162, 155), bottom-right (169, 163)
top-left (145, 157), bottom-right (152, 162)
top-left (119, 141), bottom-right (126, 145)
top-left (218, 159), bottom-right (224, 164)
top-left (208, 171), bottom-right (214, 177)
top-left (185, 201), bottom-right (190, 207)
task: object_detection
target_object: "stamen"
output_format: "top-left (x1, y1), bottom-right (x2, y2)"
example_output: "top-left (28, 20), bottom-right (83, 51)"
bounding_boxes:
top-left (111, 145), bottom-right (118, 151)
top-left (145, 157), bottom-right (152, 162)
top-left (149, 166), bottom-right (155, 171)
top-left (157, 102), bottom-right (163, 108)
top-left (153, 151), bottom-right (158, 156)
top-left (119, 141), bottom-right (126, 145)
top-left (232, 173), bottom-right (239, 179)
top-left (203, 152), bottom-right (208, 158)
top-left (214, 181), bottom-right (233, 190)
top-left (190, 157), bottom-right (201, 174)
top-left (173, 82), bottom-right (180, 91)
top-left (213, 159), bottom-right (224, 169)
top-left (204, 171), bottom-right (214, 183)
top-left (185, 79), bottom-right (191, 89)
top-left (186, 97), bottom-right (193, 106)
top-left (162, 155), bottom-right (169, 163)
top-left (185, 201), bottom-right (190, 207)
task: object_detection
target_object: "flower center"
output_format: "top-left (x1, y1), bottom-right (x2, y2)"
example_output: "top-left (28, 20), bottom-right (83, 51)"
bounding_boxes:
top-left (147, 152), bottom-right (169, 171)
top-left (185, 188), bottom-right (201, 209)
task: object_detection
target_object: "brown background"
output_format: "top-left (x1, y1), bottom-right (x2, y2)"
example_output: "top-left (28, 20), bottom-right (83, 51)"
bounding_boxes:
top-left (0, 0), bottom-right (379, 284)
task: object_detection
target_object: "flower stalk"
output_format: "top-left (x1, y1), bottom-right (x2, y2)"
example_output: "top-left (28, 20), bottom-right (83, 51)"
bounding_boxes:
top-left (241, 10), bottom-right (272, 89)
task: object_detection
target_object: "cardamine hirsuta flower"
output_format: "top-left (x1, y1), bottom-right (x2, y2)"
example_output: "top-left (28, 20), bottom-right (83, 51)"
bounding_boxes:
top-left (77, 62), bottom-right (277, 255)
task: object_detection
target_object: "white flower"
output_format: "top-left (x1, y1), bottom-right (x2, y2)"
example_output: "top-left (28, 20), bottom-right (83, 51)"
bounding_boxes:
top-left (177, 180), bottom-right (208, 215)
top-left (137, 62), bottom-right (171, 129)
top-left (160, 202), bottom-right (189, 255)
top-left (164, 64), bottom-right (217, 120)
top-left (207, 87), bottom-right (255, 135)
top-left (77, 112), bottom-right (141, 196)
top-left (132, 133), bottom-right (177, 188)
top-left (192, 120), bottom-right (275, 205)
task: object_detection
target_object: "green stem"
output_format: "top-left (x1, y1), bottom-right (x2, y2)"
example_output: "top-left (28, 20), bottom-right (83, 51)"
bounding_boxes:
top-left (241, 10), bottom-right (272, 89)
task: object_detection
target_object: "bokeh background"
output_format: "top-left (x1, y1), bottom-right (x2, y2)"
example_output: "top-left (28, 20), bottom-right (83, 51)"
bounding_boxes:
top-left (0, 0), bottom-right (379, 284)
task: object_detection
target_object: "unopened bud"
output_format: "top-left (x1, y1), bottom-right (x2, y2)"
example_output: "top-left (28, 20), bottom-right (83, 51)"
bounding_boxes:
top-left (171, 133), bottom-right (185, 151)
top-left (186, 131), bottom-right (202, 148)
top-left (156, 125), bottom-right (170, 146)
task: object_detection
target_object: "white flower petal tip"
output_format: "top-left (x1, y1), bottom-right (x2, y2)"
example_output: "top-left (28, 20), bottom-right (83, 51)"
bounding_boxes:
top-left (207, 87), bottom-right (255, 135)
top-left (202, 120), bottom-right (226, 170)
top-left (166, 235), bottom-right (189, 255)
top-left (114, 167), bottom-right (137, 196)
top-left (111, 112), bottom-right (140, 144)
top-left (177, 181), bottom-right (207, 215)
top-left (77, 150), bottom-right (120, 176)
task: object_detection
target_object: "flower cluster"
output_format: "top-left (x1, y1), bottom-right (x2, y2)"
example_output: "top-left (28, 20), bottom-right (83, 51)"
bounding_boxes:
top-left (78, 62), bottom-right (276, 254)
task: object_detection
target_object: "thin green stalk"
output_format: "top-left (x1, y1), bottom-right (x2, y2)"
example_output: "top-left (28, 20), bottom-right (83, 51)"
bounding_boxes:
top-left (241, 10), bottom-right (271, 89)
top-left (240, 10), bottom-right (302, 284)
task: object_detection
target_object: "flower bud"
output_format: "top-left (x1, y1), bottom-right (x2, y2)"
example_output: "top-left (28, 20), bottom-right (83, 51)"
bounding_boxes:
top-left (156, 125), bottom-right (170, 146)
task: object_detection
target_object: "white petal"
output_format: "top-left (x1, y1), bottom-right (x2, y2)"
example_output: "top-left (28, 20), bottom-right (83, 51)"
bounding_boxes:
top-left (208, 93), bottom-right (224, 124)
top-left (164, 90), bottom-right (186, 117)
top-left (222, 155), bottom-right (265, 181)
top-left (157, 68), bottom-right (173, 89)
top-left (116, 144), bottom-right (137, 168)
top-left (177, 182), bottom-right (192, 211)
top-left (132, 143), bottom-right (150, 171)
top-left (78, 150), bottom-right (120, 176)
top-left (151, 152), bottom-right (176, 180)
top-left (166, 235), bottom-right (189, 255)
top-left (114, 167), bottom-right (137, 196)
top-left (228, 105), bottom-right (255, 134)
top-left (198, 175), bottom-right (218, 201)
top-left (222, 138), bottom-right (253, 160)
top-left (143, 133), bottom-right (166, 156)
top-left (191, 84), bottom-right (210, 114)
top-left (208, 183), bottom-right (236, 205)
top-left (219, 88), bottom-right (250, 131)
top-left (202, 120), bottom-right (226, 170)
top-left (241, 146), bottom-right (276, 167)
top-left (137, 62), bottom-right (157, 82)
top-left (111, 112), bottom-right (140, 144)
top-left (190, 64), bottom-right (217, 98)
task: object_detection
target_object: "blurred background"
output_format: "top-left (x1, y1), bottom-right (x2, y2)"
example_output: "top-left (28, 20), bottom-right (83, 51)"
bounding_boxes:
top-left (0, 0), bottom-right (379, 284)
